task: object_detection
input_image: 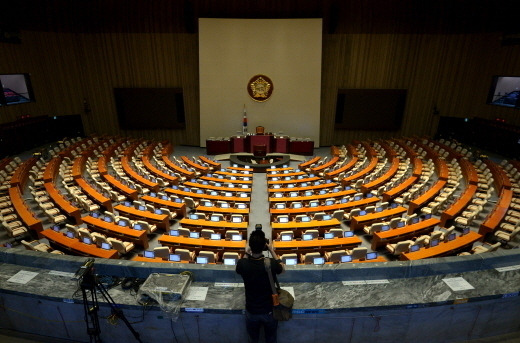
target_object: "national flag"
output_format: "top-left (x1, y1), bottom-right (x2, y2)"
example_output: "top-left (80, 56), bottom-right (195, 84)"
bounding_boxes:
top-left (242, 104), bottom-right (248, 135)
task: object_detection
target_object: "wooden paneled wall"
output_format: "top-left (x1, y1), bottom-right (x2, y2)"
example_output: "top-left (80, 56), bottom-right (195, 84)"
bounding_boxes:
top-left (1, 30), bottom-right (519, 147)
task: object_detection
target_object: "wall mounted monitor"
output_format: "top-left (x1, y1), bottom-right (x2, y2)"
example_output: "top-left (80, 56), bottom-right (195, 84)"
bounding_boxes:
top-left (486, 76), bottom-right (520, 108)
top-left (169, 254), bottom-right (181, 262)
top-left (0, 74), bottom-right (35, 106)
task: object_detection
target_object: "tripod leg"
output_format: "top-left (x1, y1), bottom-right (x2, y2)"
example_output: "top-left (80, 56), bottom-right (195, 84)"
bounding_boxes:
top-left (81, 285), bottom-right (102, 343)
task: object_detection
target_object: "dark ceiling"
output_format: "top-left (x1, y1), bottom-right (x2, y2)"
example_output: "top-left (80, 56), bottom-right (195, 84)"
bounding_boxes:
top-left (0, 0), bottom-right (518, 34)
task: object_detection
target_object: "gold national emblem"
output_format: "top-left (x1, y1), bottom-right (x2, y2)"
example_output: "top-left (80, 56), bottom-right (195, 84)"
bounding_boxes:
top-left (248, 75), bottom-right (274, 102)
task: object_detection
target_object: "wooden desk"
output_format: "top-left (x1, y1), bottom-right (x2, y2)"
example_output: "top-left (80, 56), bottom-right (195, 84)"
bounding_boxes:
top-left (40, 229), bottom-right (119, 259)
top-left (200, 176), bottom-right (252, 185)
top-left (360, 158), bottom-right (399, 193)
top-left (195, 205), bottom-right (249, 218)
top-left (350, 206), bottom-right (407, 231)
top-left (479, 188), bottom-right (513, 236)
top-left (141, 195), bottom-right (187, 217)
top-left (82, 215), bottom-right (149, 249)
top-left (325, 156), bottom-right (358, 179)
top-left (407, 180), bottom-right (447, 214)
top-left (371, 218), bottom-right (441, 250)
top-left (161, 155), bottom-right (195, 178)
top-left (382, 175), bottom-right (419, 202)
top-left (311, 156), bottom-right (340, 173)
top-left (44, 183), bottom-right (82, 224)
top-left (199, 156), bottom-right (221, 170)
top-left (440, 184), bottom-right (478, 227)
top-left (184, 181), bottom-right (252, 193)
top-left (179, 218), bottom-right (248, 232)
top-left (272, 218), bottom-right (341, 235)
top-left (9, 157), bottom-right (37, 190)
top-left (165, 188), bottom-right (251, 203)
top-left (121, 155), bottom-right (160, 192)
top-left (268, 182), bottom-right (338, 193)
top-left (267, 171), bottom-right (306, 178)
top-left (486, 160), bottom-right (512, 191)
top-left (142, 154), bottom-right (179, 184)
top-left (269, 189), bottom-right (356, 203)
top-left (274, 236), bottom-right (362, 252)
top-left (114, 204), bottom-right (169, 230)
top-left (42, 157), bottom-right (61, 183)
top-left (342, 157), bottom-right (379, 183)
top-left (270, 197), bottom-right (379, 218)
top-left (102, 174), bottom-right (139, 200)
top-left (460, 159), bottom-right (479, 185)
top-left (181, 156), bottom-right (209, 173)
top-left (131, 256), bottom-right (180, 263)
top-left (411, 158), bottom-right (423, 177)
top-left (8, 187), bottom-right (43, 232)
top-left (299, 156), bottom-right (320, 169)
top-left (400, 231), bottom-right (482, 260)
top-left (159, 234), bottom-right (246, 252)
top-left (75, 178), bottom-right (113, 211)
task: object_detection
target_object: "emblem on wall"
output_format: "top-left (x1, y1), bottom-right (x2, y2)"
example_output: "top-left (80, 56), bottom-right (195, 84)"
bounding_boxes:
top-left (247, 75), bottom-right (274, 102)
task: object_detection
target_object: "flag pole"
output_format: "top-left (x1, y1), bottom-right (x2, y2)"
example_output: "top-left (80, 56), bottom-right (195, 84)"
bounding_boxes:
top-left (242, 104), bottom-right (248, 135)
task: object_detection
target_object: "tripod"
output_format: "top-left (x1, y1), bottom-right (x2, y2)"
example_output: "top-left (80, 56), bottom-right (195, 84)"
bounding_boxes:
top-left (78, 260), bottom-right (142, 343)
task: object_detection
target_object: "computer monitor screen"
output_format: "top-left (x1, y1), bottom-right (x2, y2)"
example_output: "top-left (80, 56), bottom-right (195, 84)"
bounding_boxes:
top-left (101, 242), bottom-right (111, 250)
top-left (104, 216), bottom-right (113, 223)
top-left (143, 250), bottom-right (155, 258)
top-left (230, 177), bottom-right (237, 180)
top-left (301, 183), bottom-right (308, 187)
top-left (243, 177), bottom-right (250, 181)
top-left (183, 187), bottom-right (190, 192)
top-left (462, 227), bottom-right (470, 235)
top-left (196, 256), bottom-right (208, 264)
top-left (424, 214), bottom-right (432, 220)
top-left (302, 234), bottom-right (313, 241)
top-left (341, 198), bottom-right (348, 203)
top-left (224, 258), bottom-right (236, 266)
top-left (240, 193), bottom-right (248, 198)
top-left (309, 202), bottom-right (318, 207)
top-left (202, 181), bottom-right (209, 185)
top-left (391, 203), bottom-right (398, 208)
top-left (272, 178), bottom-right (279, 181)
top-left (354, 196), bottom-right (362, 201)
top-left (210, 233), bottom-right (221, 240)
top-left (285, 258), bottom-right (298, 266)
top-left (366, 252), bottom-right (377, 260)
top-left (375, 207), bottom-right (383, 213)
top-left (82, 237), bottom-right (92, 245)
top-left (189, 232), bottom-right (200, 239)
top-left (273, 184), bottom-right (281, 189)
top-left (203, 201), bottom-right (213, 207)
top-left (66, 231), bottom-right (74, 239)
top-left (366, 193), bottom-right (374, 198)
top-left (210, 215), bottom-right (220, 222)
top-left (241, 184), bottom-right (249, 188)
top-left (341, 255), bottom-right (352, 263)
top-left (171, 185), bottom-right (178, 189)
top-left (117, 220), bottom-right (126, 226)
top-left (149, 192), bottom-right (157, 197)
top-left (221, 202), bottom-right (230, 208)
top-left (210, 191), bottom-right (219, 196)
top-left (411, 217), bottom-right (419, 224)
top-left (313, 257), bottom-right (325, 265)
top-left (281, 235), bottom-right (292, 241)
top-left (189, 214), bottom-right (198, 220)
top-left (285, 177), bottom-right (291, 181)
top-left (301, 216), bottom-right (311, 222)
top-left (323, 215), bottom-right (332, 220)
top-left (381, 225), bottom-right (390, 232)
top-left (274, 193), bottom-right (283, 198)
top-left (174, 198), bottom-right (182, 203)
top-left (293, 203), bottom-right (302, 209)
top-left (288, 184), bottom-right (295, 188)
top-left (326, 200), bottom-right (334, 206)
top-left (138, 205), bottom-right (146, 211)
top-left (397, 222), bottom-right (405, 228)
top-left (359, 210), bottom-right (367, 216)
top-left (52, 225), bottom-right (60, 232)
top-left (305, 191), bottom-right (313, 196)
top-left (124, 201), bottom-right (132, 207)
top-left (232, 217), bottom-right (242, 223)
top-left (237, 204), bottom-right (247, 209)
top-left (279, 217), bottom-right (289, 223)
top-left (319, 190), bottom-right (327, 195)
top-left (290, 192), bottom-right (298, 197)
top-left (344, 231), bottom-right (354, 237)
top-left (228, 184), bottom-right (235, 188)
top-left (446, 233), bottom-right (455, 241)
top-left (196, 190), bottom-right (203, 194)
top-left (92, 212), bottom-right (100, 218)
top-left (231, 234), bottom-right (242, 241)
top-left (430, 239), bottom-right (440, 247)
top-left (345, 186), bottom-right (351, 190)
top-left (169, 254), bottom-right (181, 262)
top-left (324, 232), bottom-right (334, 239)
top-left (410, 244), bottom-right (420, 252)
top-left (275, 204), bottom-right (285, 209)
top-left (215, 182), bottom-right (222, 187)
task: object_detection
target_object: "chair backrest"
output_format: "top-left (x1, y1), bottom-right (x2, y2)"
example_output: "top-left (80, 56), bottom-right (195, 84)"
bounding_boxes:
top-left (223, 252), bottom-right (240, 262)
top-left (178, 228), bottom-right (191, 237)
top-left (304, 229), bottom-right (320, 239)
top-left (281, 253), bottom-right (298, 264)
top-left (303, 252), bottom-right (321, 264)
top-left (332, 210), bottom-right (344, 220)
top-left (175, 248), bottom-right (193, 261)
top-left (328, 250), bottom-right (347, 263)
top-left (329, 228), bottom-right (344, 238)
top-left (350, 247), bottom-right (368, 260)
top-left (154, 246), bottom-right (170, 258)
top-left (198, 251), bottom-right (216, 263)
top-left (394, 241), bottom-right (412, 255)
top-left (201, 229), bottom-right (214, 239)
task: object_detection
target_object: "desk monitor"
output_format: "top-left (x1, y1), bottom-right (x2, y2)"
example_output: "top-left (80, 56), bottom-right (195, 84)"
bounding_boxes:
top-left (341, 198), bottom-right (348, 203)
top-left (210, 191), bottom-right (219, 196)
top-left (101, 242), bottom-right (111, 250)
top-left (239, 193), bottom-right (248, 198)
top-left (228, 183), bottom-right (235, 188)
top-left (189, 214), bottom-right (199, 220)
top-left (326, 179), bottom-right (333, 184)
top-left (323, 214), bottom-right (332, 221)
top-left (189, 232), bottom-right (200, 239)
top-left (230, 176), bottom-right (237, 180)
top-left (232, 164), bottom-right (238, 168)
top-left (169, 254), bottom-right (181, 262)
top-left (236, 203), bottom-right (247, 209)
top-left (241, 184), bottom-right (249, 188)
top-left (341, 255), bottom-right (352, 263)
top-left (430, 239), bottom-right (440, 247)
top-left (52, 225), bottom-right (60, 232)
top-left (283, 170), bottom-right (289, 174)
top-left (345, 186), bottom-right (352, 190)
top-left (359, 210), bottom-right (367, 216)
top-left (313, 257), bottom-right (325, 265)
top-left (447, 233), bottom-right (456, 241)
top-left (410, 217), bottom-right (419, 224)
top-left (344, 231), bottom-right (354, 237)
top-left (231, 234), bottom-right (242, 241)
top-left (325, 200), bottom-right (335, 206)
top-left (314, 181), bottom-right (320, 186)
top-left (275, 204), bottom-right (285, 209)
top-left (232, 217), bottom-right (242, 223)
top-left (217, 175), bottom-right (224, 179)
top-left (297, 175), bottom-right (304, 179)
top-left (293, 203), bottom-right (302, 209)
top-left (220, 202), bottom-right (230, 208)
top-left (273, 184), bottom-right (281, 189)
top-left (224, 192), bottom-right (232, 197)
top-left (245, 165), bottom-right (251, 169)
top-left (423, 214), bottom-right (432, 220)
top-left (144, 250), bottom-right (155, 258)
top-left (288, 184), bottom-right (295, 188)
top-left (305, 191), bottom-right (313, 196)
top-left (397, 222), bottom-right (405, 228)
top-left (282, 258), bottom-right (296, 266)
top-left (278, 217), bottom-right (289, 223)
top-left (301, 182), bottom-right (308, 187)
top-left (124, 201), bottom-right (132, 207)
top-left (66, 231), bottom-right (74, 239)
top-left (149, 192), bottom-right (157, 197)
top-left (196, 189), bottom-right (204, 194)
top-left (289, 192), bottom-right (298, 197)
top-left (196, 256), bottom-right (209, 264)
top-left (104, 216), bottom-right (113, 223)
top-left (381, 225), bottom-right (390, 232)
top-left (202, 181), bottom-right (209, 185)
top-left (309, 174), bottom-right (315, 177)
top-left (281, 235), bottom-right (292, 241)
top-left (161, 195), bottom-right (170, 201)
top-left (375, 207), bottom-right (383, 213)
top-left (169, 229), bottom-right (179, 236)
top-left (319, 190), bottom-right (327, 195)
top-left (171, 185), bottom-right (179, 189)
top-left (274, 193), bottom-right (283, 198)
top-left (224, 258), bottom-right (236, 266)
top-left (324, 232), bottom-right (334, 239)
top-left (92, 212), bottom-right (100, 218)
top-left (174, 198), bottom-right (182, 203)
top-left (138, 205), bottom-right (146, 211)
top-left (82, 237), bottom-right (92, 245)
top-left (332, 188), bottom-right (340, 193)
top-left (215, 182), bottom-right (222, 187)
top-left (117, 220), bottom-right (126, 226)
top-left (284, 176), bottom-right (292, 181)
top-left (301, 216), bottom-right (311, 222)
top-left (366, 252), bottom-right (377, 260)
top-left (366, 193), bottom-right (374, 198)
top-left (210, 233), bottom-right (221, 240)
top-left (354, 196), bottom-right (362, 201)
top-left (391, 203), bottom-right (398, 208)
top-left (210, 215), bottom-right (221, 222)
top-left (183, 187), bottom-right (191, 192)
top-left (272, 177), bottom-right (279, 181)
top-left (302, 234), bottom-right (313, 241)
top-left (462, 227), bottom-right (470, 235)
top-left (410, 244), bottom-right (420, 252)
top-left (203, 201), bottom-right (213, 207)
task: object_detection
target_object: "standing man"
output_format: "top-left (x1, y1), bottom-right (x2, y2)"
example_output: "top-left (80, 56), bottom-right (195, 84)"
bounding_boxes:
top-left (236, 227), bottom-right (285, 343)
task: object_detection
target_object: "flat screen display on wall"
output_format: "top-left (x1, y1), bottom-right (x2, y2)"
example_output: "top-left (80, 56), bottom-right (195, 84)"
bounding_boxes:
top-left (0, 73), bottom-right (35, 106)
top-left (114, 88), bottom-right (186, 130)
top-left (486, 76), bottom-right (520, 109)
top-left (334, 89), bottom-right (407, 130)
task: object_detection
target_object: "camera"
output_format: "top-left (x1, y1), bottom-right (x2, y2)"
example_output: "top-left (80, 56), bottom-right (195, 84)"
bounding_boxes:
top-left (256, 224), bottom-right (269, 251)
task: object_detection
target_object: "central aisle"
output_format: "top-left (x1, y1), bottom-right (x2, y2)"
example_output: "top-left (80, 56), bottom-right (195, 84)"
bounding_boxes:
top-left (247, 172), bottom-right (272, 240)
